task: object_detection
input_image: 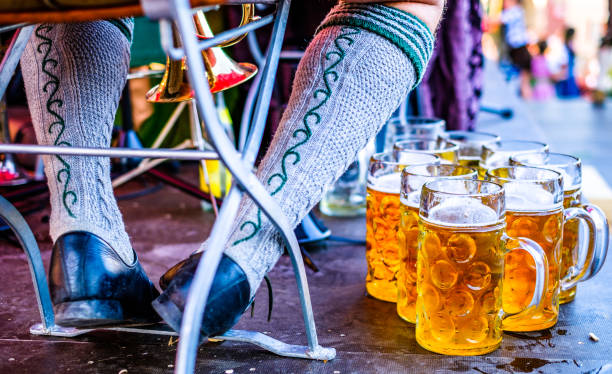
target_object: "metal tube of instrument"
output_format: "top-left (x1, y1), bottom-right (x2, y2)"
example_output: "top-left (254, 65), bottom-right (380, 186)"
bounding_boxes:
top-left (163, 13), bottom-right (275, 60)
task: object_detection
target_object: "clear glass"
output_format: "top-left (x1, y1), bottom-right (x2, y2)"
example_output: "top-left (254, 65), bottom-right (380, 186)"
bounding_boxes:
top-left (319, 161), bottom-right (365, 217)
top-left (509, 152), bottom-right (609, 303)
top-left (383, 117), bottom-right (446, 151)
top-left (486, 166), bottom-right (597, 331)
top-left (480, 140), bottom-right (549, 177)
top-left (416, 179), bottom-right (547, 355)
top-left (441, 131), bottom-right (501, 169)
top-left (320, 139), bottom-right (375, 217)
top-left (397, 164), bottom-right (478, 323)
top-left (393, 138), bottom-right (460, 164)
top-left (366, 151), bottom-right (441, 302)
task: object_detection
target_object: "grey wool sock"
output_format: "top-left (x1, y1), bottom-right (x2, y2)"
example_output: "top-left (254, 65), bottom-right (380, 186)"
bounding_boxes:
top-left (207, 4), bottom-right (436, 297)
top-left (20, 20), bottom-right (135, 263)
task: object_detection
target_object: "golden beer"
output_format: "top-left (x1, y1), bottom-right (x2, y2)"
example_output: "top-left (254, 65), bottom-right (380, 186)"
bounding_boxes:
top-left (416, 219), bottom-right (505, 355)
top-left (393, 138), bottom-right (459, 164)
top-left (486, 166), bottom-right (567, 331)
top-left (443, 131), bottom-right (500, 175)
top-left (560, 187), bottom-right (581, 303)
top-left (502, 207), bottom-right (563, 331)
top-left (479, 140), bottom-right (549, 178)
top-left (366, 152), bottom-right (441, 302)
top-left (458, 156), bottom-right (481, 168)
top-left (509, 152), bottom-right (607, 304)
top-left (397, 202), bottom-right (420, 322)
top-left (415, 179), bottom-right (547, 356)
top-left (366, 175), bottom-right (402, 302)
top-left (459, 157), bottom-right (487, 178)
top-left (397, 164), bottom-right (477, 323)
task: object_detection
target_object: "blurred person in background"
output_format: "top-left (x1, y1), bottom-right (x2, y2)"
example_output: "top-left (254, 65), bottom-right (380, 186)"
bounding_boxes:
top-left (500, 0), bottom-right (532, 98)
top-left (593, 35), bottom-right (612, 107)
top-left (531, 40), bottom-right (555, 101)
top-left (555, 28), bottom-right (581, 98)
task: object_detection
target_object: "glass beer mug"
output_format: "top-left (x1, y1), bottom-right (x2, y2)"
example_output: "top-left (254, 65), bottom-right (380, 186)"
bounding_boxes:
top-left (366, 151), bottom-right (440, 302)
top-left (415, 179), bottom-right (548, 355)
top-left (397, 164), bottom-right (478, 324)
top-left (383, 117), bottom-right (446, 151)
top-left (480, 140), bottom-right (549, 178)
top-left (510, 152), bottom-right (609, 303)
top-left (487, 166), bottom-right (598, 331)
top-left (393, 138), bottom-right (460, 164)
top-left (441, 131), bottom-right (500, 169)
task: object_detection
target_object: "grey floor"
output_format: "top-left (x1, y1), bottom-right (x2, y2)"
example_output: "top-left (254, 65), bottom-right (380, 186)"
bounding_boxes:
top-left (479, 60), bottom-right (612, 186)
top-left (525, 97), bottom-right (612, 183)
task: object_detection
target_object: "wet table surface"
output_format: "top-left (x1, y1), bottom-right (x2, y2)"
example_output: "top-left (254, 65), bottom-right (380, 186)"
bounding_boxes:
top-left (0, 178), bottom-right (610, 374)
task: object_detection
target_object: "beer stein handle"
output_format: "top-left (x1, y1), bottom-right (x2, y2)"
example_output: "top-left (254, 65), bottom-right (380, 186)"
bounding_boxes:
top-left (560, 207), bottom-right (598, 291)
top-left (582, 204), bottom-right (609, 279)
top-left (501, 235), bottom-right (549, 319)
top-left (566, 204), bottom-right (609, 283)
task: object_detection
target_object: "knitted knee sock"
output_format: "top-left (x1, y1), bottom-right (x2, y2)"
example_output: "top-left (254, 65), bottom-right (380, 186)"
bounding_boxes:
top-left (206, 4), bottom-right (435, 297)
top-left (20, 20), bottom-right (135, 263)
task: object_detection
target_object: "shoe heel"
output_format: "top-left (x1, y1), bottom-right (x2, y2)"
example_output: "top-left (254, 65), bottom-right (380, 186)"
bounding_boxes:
top-left (152, 294), bottom-right (208, 344)
top-left (151, 293), bottom-right (183, 332)
top-left (55, 299), bottom-right (124, 328)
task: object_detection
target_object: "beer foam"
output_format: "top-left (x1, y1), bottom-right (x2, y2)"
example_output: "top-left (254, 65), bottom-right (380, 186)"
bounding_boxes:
top-left (556, 169), bottom-right (580, 191)
top-left (400, 190), bottom-right (421, 208)
top-left (426, 198), bottom-right (500, 227)
top-left (504, 183), bottom-right (560, 212)
top-left (368, 172), bottom-right (401, 194)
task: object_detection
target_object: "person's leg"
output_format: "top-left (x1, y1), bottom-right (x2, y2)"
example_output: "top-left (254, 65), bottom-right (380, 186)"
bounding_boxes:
top-left (519, 70), bottom-right (532, 99)
top-left (155, 1), bottom-right (444, 336)
top-left (20, 20), bottom-right (159, 327)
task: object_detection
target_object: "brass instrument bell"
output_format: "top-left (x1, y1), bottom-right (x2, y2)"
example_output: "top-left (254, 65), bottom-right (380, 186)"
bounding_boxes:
top-left (146, 5), bottom-right (258, 103)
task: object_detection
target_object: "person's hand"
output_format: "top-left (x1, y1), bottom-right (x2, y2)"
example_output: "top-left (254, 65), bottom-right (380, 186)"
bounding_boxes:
top-left (343, 1), bottom-right (446, 33)
top-left (387, 1), bottom-right (446, 33)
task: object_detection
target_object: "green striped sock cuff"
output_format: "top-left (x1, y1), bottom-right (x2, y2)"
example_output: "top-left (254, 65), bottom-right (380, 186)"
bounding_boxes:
top-left (106, 18), bottom-right (134, 43)
top-left (317, 4), bottom-right (435, 89)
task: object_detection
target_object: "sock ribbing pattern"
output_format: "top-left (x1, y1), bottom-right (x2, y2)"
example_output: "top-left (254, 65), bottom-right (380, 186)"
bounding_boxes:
top-left (216, 5), bottom-right (435, 298)
top-left (318, 4), bottom-right (434, 89)
top-left (20, 20), bottom-right (135, 263)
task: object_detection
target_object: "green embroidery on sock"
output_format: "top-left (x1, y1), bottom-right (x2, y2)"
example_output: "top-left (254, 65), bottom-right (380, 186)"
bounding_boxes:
top-left (35, 25), bottom-right (77, 218)
top-left (319, 17), bottom-right (430, 87)
top-left (232, 27), bottom-right (361, 246)
top-left (317, 4), bottom-right (435, 89)
top-left (233, 210), bottom-right (263, 246)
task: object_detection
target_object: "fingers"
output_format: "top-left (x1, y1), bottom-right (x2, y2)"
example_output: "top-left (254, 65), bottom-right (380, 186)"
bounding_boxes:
top-left (341, 1), bottom-right (446, 33)
top-left (387, 1), bottom-right (446, 33)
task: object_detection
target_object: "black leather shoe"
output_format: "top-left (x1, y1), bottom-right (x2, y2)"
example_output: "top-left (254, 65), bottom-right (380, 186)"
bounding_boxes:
top-left (49, 231), bottom-right (161, 328)
top-left (159, 256), bottom-right (190, 291)
top-left (152, 253), bottom-right (251, 338)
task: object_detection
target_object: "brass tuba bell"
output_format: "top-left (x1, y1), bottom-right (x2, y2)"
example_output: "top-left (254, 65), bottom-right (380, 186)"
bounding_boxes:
top-left (146, 5), bottom-right (258, 103)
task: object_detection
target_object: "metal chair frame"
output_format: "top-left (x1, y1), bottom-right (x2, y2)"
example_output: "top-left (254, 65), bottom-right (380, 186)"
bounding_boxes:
top-left (0, 1), bottom-right (336, 373)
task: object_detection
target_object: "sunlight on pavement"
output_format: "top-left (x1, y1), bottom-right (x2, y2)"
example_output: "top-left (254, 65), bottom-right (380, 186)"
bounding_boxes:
top-left (583, 165), bottom-right (612, 224)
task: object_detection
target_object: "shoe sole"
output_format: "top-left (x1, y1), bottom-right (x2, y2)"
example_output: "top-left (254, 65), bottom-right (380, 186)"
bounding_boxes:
top-left (55, 299), bottom-right (159, 329)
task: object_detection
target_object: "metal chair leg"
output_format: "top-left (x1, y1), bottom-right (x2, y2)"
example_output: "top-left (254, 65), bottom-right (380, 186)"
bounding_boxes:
top-left (158, 1), bottom-right (335, 372)
top-left (0, 195), bottom-right (87, 337)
